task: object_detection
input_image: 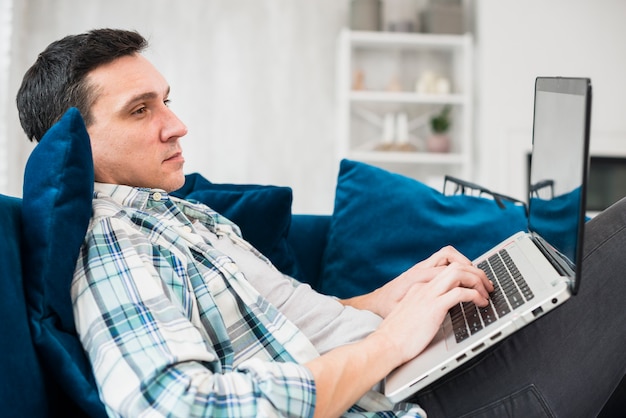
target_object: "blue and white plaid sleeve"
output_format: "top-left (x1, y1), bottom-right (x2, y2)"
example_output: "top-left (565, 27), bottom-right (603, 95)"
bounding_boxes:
top-left (72, 215), bottom-right (317, 417)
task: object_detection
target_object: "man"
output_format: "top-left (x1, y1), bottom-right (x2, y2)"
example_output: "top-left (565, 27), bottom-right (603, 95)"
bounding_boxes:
top-left (17, 29), bottom-right (626, 417)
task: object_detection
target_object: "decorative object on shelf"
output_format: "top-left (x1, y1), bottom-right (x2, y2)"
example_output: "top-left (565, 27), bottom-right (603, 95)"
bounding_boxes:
top-left (350, 0), bottom-right (382, 31)
top-left (381, 0), bottom-right (421, 33)
top-left (386, 74), bottom-right (402, 92)
top-left (394, 112), bottom-right (418, 152)
top-left (415, 70), bottom-right (451, 94)
top-left (427, 105), bottom-right (452, 153)
top-left (375, 113), bottom-right (396, 150)
top-left (374, 112), bottom-right (418, 152)
top-left (420, 0), bottom-right (464, 35)
top-left (352, 69), bottom-right (366, 90)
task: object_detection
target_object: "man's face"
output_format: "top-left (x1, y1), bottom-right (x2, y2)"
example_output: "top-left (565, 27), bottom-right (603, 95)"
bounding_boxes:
top-left (86, 53), bottom-right (188, 192)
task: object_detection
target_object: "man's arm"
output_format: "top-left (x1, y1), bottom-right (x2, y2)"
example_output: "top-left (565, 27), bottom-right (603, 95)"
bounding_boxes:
top-left (74, 214), bottom-right (489, 417)
top-left (72, 217), bottom-right (318, 417)
top-left (308, 260), bottom-right (492, 417)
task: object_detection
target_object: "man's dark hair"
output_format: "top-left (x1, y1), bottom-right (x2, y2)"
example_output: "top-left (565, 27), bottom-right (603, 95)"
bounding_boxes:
top-left (16, 28), bottom-right (148, 142)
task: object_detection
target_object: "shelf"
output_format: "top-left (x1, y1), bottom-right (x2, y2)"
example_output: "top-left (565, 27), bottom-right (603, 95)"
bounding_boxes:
top-left (347, 30), bottom-right (471, 50)
top-left (337, 28), bottom-right (474, 183)
top-left (347, 150), bottom-right (466, 165)
top-left (349, 90), bottom-right (466, 105)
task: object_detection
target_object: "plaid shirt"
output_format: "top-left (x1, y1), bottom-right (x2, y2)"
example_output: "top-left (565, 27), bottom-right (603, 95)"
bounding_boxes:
top-left (72, 184), bottom-right (425, 417)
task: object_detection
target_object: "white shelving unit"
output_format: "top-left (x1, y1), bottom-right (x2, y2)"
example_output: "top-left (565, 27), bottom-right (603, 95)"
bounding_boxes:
top-left (336, 29), bottom-right (474, 188)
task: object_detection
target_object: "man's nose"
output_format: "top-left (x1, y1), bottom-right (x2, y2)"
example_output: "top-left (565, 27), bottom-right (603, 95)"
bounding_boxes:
top-left (162, 107), bottom-right (188, 141)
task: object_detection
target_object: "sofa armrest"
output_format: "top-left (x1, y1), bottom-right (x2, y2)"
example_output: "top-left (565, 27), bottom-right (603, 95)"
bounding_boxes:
top-left (287, 214), bottom-right (331, 291)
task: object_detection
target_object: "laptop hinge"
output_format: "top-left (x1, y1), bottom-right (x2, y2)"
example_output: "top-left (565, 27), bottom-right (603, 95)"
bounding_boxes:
top-left (530, 233), bottom-right (575, 278)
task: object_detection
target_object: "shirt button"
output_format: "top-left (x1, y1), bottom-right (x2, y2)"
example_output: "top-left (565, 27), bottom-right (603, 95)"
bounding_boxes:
top-left (152, 192), bottom-right (163, 201)
top-left (181, 225), bottom-right (192, 233)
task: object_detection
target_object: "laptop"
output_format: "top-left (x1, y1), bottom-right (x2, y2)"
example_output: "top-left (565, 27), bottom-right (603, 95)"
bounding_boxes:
top-left (384, 76), bottom-right (592, 402)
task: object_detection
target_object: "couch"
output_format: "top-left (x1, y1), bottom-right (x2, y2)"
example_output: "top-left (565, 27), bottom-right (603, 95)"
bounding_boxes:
top-left (1, 108), bottom-right (623, 416)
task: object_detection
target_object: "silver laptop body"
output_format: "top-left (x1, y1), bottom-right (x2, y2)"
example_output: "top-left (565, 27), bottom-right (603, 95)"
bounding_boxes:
top-left (384, 77), bottom-right (592, 402)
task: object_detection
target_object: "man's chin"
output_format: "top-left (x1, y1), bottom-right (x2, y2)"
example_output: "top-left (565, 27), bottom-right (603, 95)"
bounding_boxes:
top-left (164, 172), bottom-right (186, 193)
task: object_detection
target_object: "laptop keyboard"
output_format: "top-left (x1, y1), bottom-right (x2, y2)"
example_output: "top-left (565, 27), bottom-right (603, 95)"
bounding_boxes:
top-left (450, 249), bottom-right (535, 343)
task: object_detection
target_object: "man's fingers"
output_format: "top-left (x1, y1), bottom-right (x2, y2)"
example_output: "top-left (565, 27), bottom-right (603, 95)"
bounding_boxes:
top-left (422, 245), bottom-right (472, 268)
top-left (432, 263), bottom-right (492, 302)
top-left (438, 285), bottom-right (490, 308)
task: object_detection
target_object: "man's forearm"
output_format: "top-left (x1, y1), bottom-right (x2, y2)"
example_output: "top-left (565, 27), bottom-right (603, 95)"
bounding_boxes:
top-left (305, 331), bottom-right (398, 418)
top-left (339, 291), bottom-right (379, 315)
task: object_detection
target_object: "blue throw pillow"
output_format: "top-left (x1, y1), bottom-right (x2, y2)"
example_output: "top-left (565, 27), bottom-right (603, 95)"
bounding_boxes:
top-left (0, 195), bottom-right (48, 417)
top-left (319, 159), bottom-right (528, 298)
top-left (172, 173), bottom-right (304, 281)
top-left (21, 108), bottom-right (107, 417)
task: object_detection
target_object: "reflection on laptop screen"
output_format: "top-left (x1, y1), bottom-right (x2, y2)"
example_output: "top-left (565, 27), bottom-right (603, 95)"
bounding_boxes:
top-left (527, 77), bottom-right (591, 285)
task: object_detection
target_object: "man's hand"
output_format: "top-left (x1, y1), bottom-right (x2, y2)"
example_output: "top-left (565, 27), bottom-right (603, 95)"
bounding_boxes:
top-left (342, 246), bottom-right (493, 318)
top-left (373, 259), bottom-right (492, 364)
top-left (307, 246), bottom-right (494, 417)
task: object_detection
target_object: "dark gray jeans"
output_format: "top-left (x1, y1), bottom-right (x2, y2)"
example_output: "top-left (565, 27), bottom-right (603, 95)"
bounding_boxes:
top-left (412, 197), bottom-right (626, 417)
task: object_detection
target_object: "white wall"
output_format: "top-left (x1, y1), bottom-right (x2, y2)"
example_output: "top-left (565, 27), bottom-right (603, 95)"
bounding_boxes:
top-left (4, 1), bottom-right (626, 212)
top-left (475, 0), bottom-right (626, 200)
top-left (0, 0), bottom-right (14, 194)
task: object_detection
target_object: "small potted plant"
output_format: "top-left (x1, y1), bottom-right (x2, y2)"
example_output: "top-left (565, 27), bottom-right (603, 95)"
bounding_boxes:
top-left (427, 105), bottom-right (452, 153)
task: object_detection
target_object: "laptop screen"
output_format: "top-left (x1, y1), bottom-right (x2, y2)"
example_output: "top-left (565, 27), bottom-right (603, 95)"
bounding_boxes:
top-left (527, 77), bottom-right (591, 294)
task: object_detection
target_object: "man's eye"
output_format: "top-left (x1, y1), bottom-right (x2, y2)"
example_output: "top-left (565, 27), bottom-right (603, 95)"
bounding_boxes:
top-left (133, 106), bottom-right (147, 115)
top-left (164, 99), bottom-right (171, 107)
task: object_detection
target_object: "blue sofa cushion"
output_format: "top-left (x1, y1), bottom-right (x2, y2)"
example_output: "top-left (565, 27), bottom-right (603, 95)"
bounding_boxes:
top-left (287, 214), bottom-right (332, 289)
top-left (320, 159), bottom-right (528, 298)
top-left (0, 194), bottom-right (48, 418)
top-left (21, 108), bottom-right (107, 417)
top-left (173, 173), bottom-right (304, 281)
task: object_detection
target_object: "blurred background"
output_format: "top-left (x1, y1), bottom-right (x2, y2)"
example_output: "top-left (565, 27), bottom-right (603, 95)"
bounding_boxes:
top-left (1, 0), bottom-right (626, 213)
